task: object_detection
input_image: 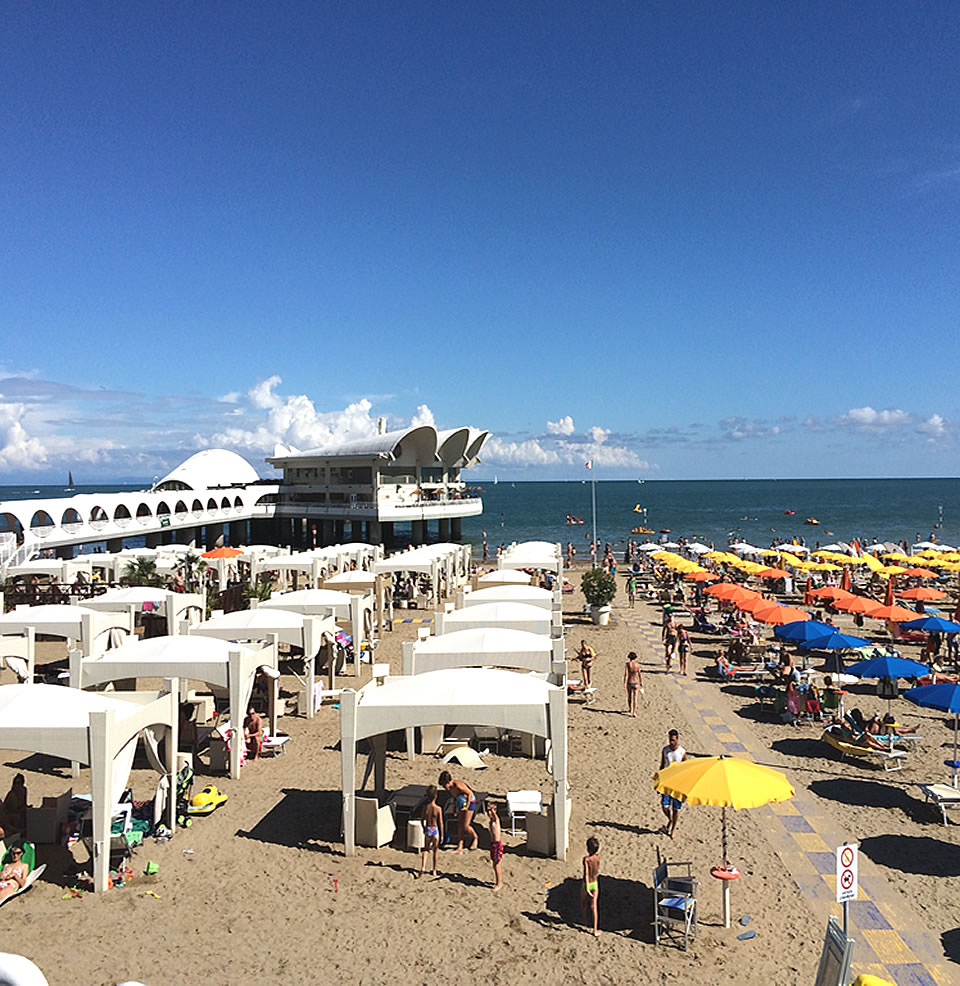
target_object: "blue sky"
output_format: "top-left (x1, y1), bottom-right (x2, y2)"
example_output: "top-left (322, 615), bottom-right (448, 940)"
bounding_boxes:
top-left (1, 2), bottom-right (958, 482)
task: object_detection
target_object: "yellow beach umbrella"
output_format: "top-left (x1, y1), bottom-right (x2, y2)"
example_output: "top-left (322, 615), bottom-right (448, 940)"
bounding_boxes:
top-left (882, 565), bottom-right (907, 576)
top-left (653, 756), bottom-right (795, 927)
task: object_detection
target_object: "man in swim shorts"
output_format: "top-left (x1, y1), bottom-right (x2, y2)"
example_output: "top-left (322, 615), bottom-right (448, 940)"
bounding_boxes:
top-left (580, 836), bottom-right (600, 936)
top-left (659, 729), bottom-right (688, 838)
top-left (487, 802), bottom-right (503, 891)
top-left (438, 770), bottom-right (477, 853)
top-left (418, 785), bottom-right (443, 878)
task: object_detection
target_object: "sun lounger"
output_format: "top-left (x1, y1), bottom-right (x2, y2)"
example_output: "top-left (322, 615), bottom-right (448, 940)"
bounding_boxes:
top-left (0, 842), bottom-right (45, 907)
top-left (920, 783), bottom-right (960, 825)
top-left (441, 746), bottom-right (487, 769)
top-left (821, 729), bottom-right (907, 771)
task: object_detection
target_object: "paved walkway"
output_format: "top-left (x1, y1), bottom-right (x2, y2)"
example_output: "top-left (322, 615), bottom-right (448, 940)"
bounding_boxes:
top-left (625, 611), bottom-right (954, 986)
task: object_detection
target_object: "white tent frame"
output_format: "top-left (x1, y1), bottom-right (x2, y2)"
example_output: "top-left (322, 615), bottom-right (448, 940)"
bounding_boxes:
top-left (498, 541), bottom-right (563, 576)
top-left (188, 610), bottom-right (334, 718)
top-left (0, 682), bottom-right (178, 893)
top-left (339, 667), bottom-right (568, 859)
top-left (0, 627), bottom-right (36, 683)
top-left (80, 589), bottom-right (204, 636)
top-left (70, 635), bottom-right (278, 780)
top-left (459, 584), bottom-right (561, 613)
top-left (434, 601), bottom-right (560, 637)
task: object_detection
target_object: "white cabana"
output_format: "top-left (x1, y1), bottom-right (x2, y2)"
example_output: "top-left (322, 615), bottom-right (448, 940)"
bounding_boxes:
top-left (476, 569), bottom-right (532, 586)
top-left (498, 541), bottom-right (563, 576)
top-left (322, 571), bottom-right (392, 633)
top-left (71, 634), bottom-right (277, 780)
top-left (434, 601), bottom-right (559, 637)
top-left (259, 588), bottom-right (374, 676)
top-left (402, 626), bottom-right (564, 677)
top-left (6, 556), bottom-right (95, 583)
top-left (80, 589), bottom-right (204, 635)
top-left (461, 585), bottom-right (559, 612)
top-left (340, 667), bottom-right (568, 858)
top-left (374, 543), bottom-right (472, 600)
top-left (0, 683), bottom-right (178, 892)
top-left (251, 551), bottom-right (333, 590)
top-left (189, 609), bottom-right (334, 718)
top-left (0, 605), bottom-right (134, 678)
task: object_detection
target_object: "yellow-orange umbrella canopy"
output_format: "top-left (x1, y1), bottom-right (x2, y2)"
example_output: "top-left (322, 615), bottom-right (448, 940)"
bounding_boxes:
top-left (653, 755), bottom-right (795, 809)
top-left (899, 586), bottom-right (947, 601)
top-left (753, 602), bottom-right (811, 625)
top-left (900, 567), bottom-right (939, 579)
top-left (202, 546), bottom-right (244, 559)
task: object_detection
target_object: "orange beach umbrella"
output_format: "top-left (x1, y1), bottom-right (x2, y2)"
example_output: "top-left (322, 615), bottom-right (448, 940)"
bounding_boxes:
top-left (202, 546), bottom-right (244, 559)
top-left (753, 603), bottom-right (811, 625)
top-left (869, 603), bottom-right (922, 623)
top-left (899, 586), bottom-right (947, 601)
top-left (834, 596), bottom-right (882, 616)
top-left (901, 568), bottom-right (939, 579)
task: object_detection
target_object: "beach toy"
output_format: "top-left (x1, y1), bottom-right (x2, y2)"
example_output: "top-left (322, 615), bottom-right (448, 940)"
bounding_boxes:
top-left (739, 914), bottom-right (751, 925)
top-left (144, 861), bottom-right (159, 875)
top-left (186, 785), bottom-right (228, 816)
top-left (332, 877), bottom-right (338, 893)
top-left (737, 929), bottom-right (757, 940)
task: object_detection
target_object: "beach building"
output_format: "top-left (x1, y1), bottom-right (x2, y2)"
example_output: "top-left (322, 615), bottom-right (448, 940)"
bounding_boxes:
top-left (265, 421), bottom-right (488, 547)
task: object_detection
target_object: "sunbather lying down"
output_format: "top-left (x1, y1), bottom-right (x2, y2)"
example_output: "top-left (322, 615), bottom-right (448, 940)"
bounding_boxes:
top-left (825, 720), bottom-right (890, 752)
top-left (0, 847), bottom-right (28, 903)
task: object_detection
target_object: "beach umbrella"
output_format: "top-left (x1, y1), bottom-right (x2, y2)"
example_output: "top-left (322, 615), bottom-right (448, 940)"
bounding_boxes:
top-left (800, 632), bottom-right (872, 652)
top-left (869, 603), bottom-right (921, 623)
top-left (775, 620), bottom-right (836, 644)
top-left (809, 586), bottom-right (853, 601)
top-left (845, 654), bottom-right (929, 679)
top-left (903, 683), bottom-right (960, 787)
top-left (638, 542), bottom-right (662, 552)
top-left (901, 567), bottom-right (939, 579)
top-left (686, 542), bottom-right (712, 554)
top-left (834, 596), bottom-right (882, 616)
top-left (736, 594), bottom-right (774, 614)
top-left (684, 571), bottom-right (717, 582)
top-left (653, 755), bottom-right (794, 927)
top-left (758, 567), bottom-right (791, 580)
top-left (202, 546), bottom-right (244, 559)
top-left (899, 586), bottom-right (946, 601)
top-left (901, 616), bottom-right (960, 634)
top-left (705, 583), bottom-right (758, 604)
top-left (753, 602), bottom-right (811, 625)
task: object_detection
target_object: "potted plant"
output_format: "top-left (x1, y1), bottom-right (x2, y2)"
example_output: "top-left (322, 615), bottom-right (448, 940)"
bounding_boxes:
top-left (581, 568), bottom-right (617, 626)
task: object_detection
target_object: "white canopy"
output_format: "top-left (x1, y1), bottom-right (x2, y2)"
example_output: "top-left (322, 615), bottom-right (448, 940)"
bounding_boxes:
top-left (638, 542), bottom-right (662, 552)
top-left (402, 626), bottom-right (563, 676)
top-left (323, 570), bottom-right (377, 586)
top-left (81, 589), bottom-right (204, 635)
top-left (434, 601), bottom-right (557, 637)
top-left (0, 604), bottom-right (134, 667)
top-left (0, 683), bottom-right (177, 893)
top-left (499, 541), bottom-right (563, 575)
top-left (339, 668), bottom-right (568, 858)
top-left (660, 541), bottom-right (680, 549)
top-left (463, 585), bottom-right (557, 612)
top-left (189, 609), bottom-right (335, 717)
top-left (71, 634), bottom-right (277, 780)
top-left (686, 543), bottom-right (711, 554)
top-left (477, 570), bottom-right (531, 585)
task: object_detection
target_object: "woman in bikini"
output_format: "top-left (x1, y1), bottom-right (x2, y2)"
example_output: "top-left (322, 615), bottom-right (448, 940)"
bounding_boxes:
top-left (677, 627), bottom-right (691, 676)
top-left (623, 651), bottom-right (643, 717)
top-left (439, 770), bottom-right (477, 853)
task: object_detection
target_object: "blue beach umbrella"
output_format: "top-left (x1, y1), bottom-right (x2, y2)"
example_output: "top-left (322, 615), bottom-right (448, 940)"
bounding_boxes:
top-left (800, 633), bottom-right (871, 652)
top-left (774, 621), bottom-right (837, 644)
top-left (903, 683), bottom-right (960, 786)
top-left (844, 655), bottom-right (930, 680)
top-left (901, 616), bottom-right (960, 634)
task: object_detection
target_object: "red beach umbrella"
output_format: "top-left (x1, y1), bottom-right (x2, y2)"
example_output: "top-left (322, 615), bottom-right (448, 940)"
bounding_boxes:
top-left (758, 568), bottom-right (791, 580)
top-left (839, 567), bottom-right (851, 592)
top-left (202, 546), bottom-right (244, 559)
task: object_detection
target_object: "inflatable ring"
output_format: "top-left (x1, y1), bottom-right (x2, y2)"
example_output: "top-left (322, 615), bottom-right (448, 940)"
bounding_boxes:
top-left (710, 865), bottom-right (740, 881)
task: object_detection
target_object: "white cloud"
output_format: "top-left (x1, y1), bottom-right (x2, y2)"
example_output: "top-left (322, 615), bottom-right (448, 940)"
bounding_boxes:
top-left (917, 413), bottom-right (946, 438)
top-left (842, 407), bottom-right (910, 429)
top-left (248, 375), bottom-right (283, 410)
top-left (0, 403), bottom-right (48, 470)
top-left (410, 404), bottom-right (435, 428)
top-left (546, 415), bottom-right (575, 436)
top-left (588, 425), bottom-right (610, 445)
top-left (484, 437), bottom-right (561, 466)
top-left (719, 418), bottom-right (781, 441)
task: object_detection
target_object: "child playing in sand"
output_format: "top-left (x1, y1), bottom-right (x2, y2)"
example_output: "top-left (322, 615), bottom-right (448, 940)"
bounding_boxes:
top-left (487, 802), bottom-right (503, 891)
top-left (581, 837), bottom-right (600, 936)
top-left (438, 770), bottom-right (477, 852)
top-left (418, 786), bottom-right (443, 878)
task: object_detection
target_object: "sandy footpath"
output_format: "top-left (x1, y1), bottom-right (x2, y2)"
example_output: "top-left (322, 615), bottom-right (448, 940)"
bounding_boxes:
top-left (3, 572), bottom-right (949, 985)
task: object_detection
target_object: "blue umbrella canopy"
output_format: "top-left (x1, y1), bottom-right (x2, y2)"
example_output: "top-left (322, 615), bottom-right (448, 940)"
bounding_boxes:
top-left (904, 682), bottom-right (960, 785)
top-left (845, 655), bottom-right (930, 680)
top-left (901, 616), bottom-right (960, 634)
top-left (800, 632), bottom-right (871, 651)
top-left (775, 620), bottom-right (837, 644)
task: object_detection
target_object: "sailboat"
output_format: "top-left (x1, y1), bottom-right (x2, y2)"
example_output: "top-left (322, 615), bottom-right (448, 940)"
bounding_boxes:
top-left (493, 475), bottom-right (498, 485)
top-left (65, 471), bottom-right (75, 491)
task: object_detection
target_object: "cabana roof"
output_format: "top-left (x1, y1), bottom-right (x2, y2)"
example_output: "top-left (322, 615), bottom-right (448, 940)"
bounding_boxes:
top-left (262, 588), bottom-right (358, 613)
top-left (477, 570), bottom-right (531, 585)
top-left (0, 682), bottom-right (148, 732)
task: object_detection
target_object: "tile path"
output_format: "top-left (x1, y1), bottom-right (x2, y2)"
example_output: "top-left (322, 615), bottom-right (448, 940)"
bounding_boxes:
top-left (625, 612), bottom-right (955, 986)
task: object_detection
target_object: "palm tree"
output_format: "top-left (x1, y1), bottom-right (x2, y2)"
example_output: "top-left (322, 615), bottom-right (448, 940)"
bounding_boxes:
top-left (180, 551), bottom-right (208, 593)
top-left (242, 573), bottom-right (274, 608)
top-left (121, 557), bottom-right (163, 588)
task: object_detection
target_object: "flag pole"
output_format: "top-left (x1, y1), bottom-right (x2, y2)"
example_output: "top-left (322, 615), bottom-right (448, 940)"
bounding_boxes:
top-left (590, 464), bottom-right (597, 569)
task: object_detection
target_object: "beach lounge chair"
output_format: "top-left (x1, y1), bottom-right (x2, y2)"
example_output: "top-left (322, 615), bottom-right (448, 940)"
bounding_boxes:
top-left (920, 783), bottom-right (960, 825)
top-left (691, 612), bottom-right (720, 634)
top-left (354, 797), bottom-right (396, 848)
top-left (525, 797), bottom-right (572, 856)
top-left (505, 790), bottom-right (542, 836)
top-left (653, 852), bottom-right (698, 952)
top-left (821, 727), bottom-right (907, 771)
top-left (441, 746), bottom-right (487, 769)
top-left (0, 842), bottom-right (46, 907)
top-left (80, 802), bottom-right (136, 871)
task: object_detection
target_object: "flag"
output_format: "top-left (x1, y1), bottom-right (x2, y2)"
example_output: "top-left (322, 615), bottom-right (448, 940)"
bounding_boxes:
top-left (585, 460), bottom-right (592, 470)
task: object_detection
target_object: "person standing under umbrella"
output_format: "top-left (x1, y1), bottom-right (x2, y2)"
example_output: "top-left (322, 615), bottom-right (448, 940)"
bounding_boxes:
top-left (659, 730), bottom-right (688, 837)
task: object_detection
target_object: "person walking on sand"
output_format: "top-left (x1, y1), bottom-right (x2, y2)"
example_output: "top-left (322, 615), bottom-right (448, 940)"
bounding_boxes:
top-left (623, 651), bottom-right (643, 717)
top-left (626, 575), bottom-right (637, 608)
top-left (576, 639), bottom-right (596, 689)
top-left (659, 729), bottom-right (688, 838)
top-left (487, 802), bottom-right (504, 891)
top-left (662, 613), bottom-right (679, 672)
top-left (439, 770), bottom-right (477, 853)
top-left (418, 785), bottom-right (443, 878)
top-left (581, 837), bottom-right (601, 937)
top-left (677, 626), bottom-right (691, 676)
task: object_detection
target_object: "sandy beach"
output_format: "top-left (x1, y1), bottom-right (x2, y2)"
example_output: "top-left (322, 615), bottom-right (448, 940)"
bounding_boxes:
top-left (2, 570), bottom-right (959, 985)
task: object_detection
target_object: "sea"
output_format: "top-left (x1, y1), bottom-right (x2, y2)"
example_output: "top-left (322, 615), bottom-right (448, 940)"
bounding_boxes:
top-left (2, 479), bottom-right (958, 556)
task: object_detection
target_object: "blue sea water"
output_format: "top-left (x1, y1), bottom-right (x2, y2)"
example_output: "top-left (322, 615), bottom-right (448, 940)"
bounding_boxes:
top-left (2, 479), bottom-right (958, 555)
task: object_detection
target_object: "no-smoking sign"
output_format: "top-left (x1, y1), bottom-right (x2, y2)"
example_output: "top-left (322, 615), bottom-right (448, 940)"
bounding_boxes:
top-left (836, 843), bottom-right (858, 903)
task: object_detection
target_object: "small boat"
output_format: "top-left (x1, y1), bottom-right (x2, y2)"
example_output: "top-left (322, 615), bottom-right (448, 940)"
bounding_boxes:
top-left (660, 528), bottom-right (671, 534)
top-left (784, 509), bottom-right (795, 515)
top-left (633, 504), bottom-right (644, 513)
top-left (65, 471), bottom-right (75, 491)
top-left (565, 514), bottom-right (585, 525)
top-left (805, 517), bottom-right (820, 526)
top-left (632, 526), bottom-right (654, 535)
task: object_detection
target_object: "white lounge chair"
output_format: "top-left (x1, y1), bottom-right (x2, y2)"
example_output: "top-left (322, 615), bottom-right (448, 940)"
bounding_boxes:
top-left (921, 783), bottom-right (960, 825)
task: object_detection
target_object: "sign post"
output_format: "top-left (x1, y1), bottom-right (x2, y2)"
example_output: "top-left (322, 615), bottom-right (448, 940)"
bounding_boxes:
top-left (836, 842), bottom-right (858, 936)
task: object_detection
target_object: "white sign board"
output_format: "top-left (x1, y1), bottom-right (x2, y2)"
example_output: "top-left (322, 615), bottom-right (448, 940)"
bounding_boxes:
top-left (836, 843), bottom-right (858, 903)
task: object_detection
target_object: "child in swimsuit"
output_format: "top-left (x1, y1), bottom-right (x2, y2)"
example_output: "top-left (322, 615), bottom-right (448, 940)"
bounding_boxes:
top-left (487, 802), bottom-right (503, 891)
top-left (581, 836), bottom-right (600, 937)
top-left (418, 786), bottom-right (443, 879)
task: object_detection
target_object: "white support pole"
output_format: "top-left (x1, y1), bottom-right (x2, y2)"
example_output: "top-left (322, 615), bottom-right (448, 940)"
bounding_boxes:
top-left (165, 677), bottom-right (179, 835)
top-left (350, 595), bottom-right (363, 677)
top-left (303, 619), bottom-right (317, 718)
top-left (88, 709), bottom-right (113, 893)
top-left (340, 689), bottom-right (358, 856)
top-left (548, 687), bottom-right (569, 861)
top-left (551, 638), bottom-right (567, 685)
top-left (227, 647), bottom-right (243, 780)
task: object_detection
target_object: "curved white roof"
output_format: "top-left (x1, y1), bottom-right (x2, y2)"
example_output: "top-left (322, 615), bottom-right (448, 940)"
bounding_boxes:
top-left (0, 683), bottom-right (145, 729)
top-left (437, 427), bottom-right (470, 465)
top-left (466, 586), bottom-right (554, 610)
top-left (477, 570), bottom-right (532, 585)
top-left (415, 627), bottom-right (552, 660)
top-left (88, 634), bottom-right (241, 666)
top-left (155, 449), bottom-right (260, 491)
top-left (358, 667), bottom-right (553, 710)
top-left (288, 424), bottom-right (439, 460)
top-left (262, 588), bottom-right (357, 613)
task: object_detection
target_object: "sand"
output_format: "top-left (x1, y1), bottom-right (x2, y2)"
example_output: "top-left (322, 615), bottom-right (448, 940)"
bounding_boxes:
top-left (1, 573), bottom-right (958, 985)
